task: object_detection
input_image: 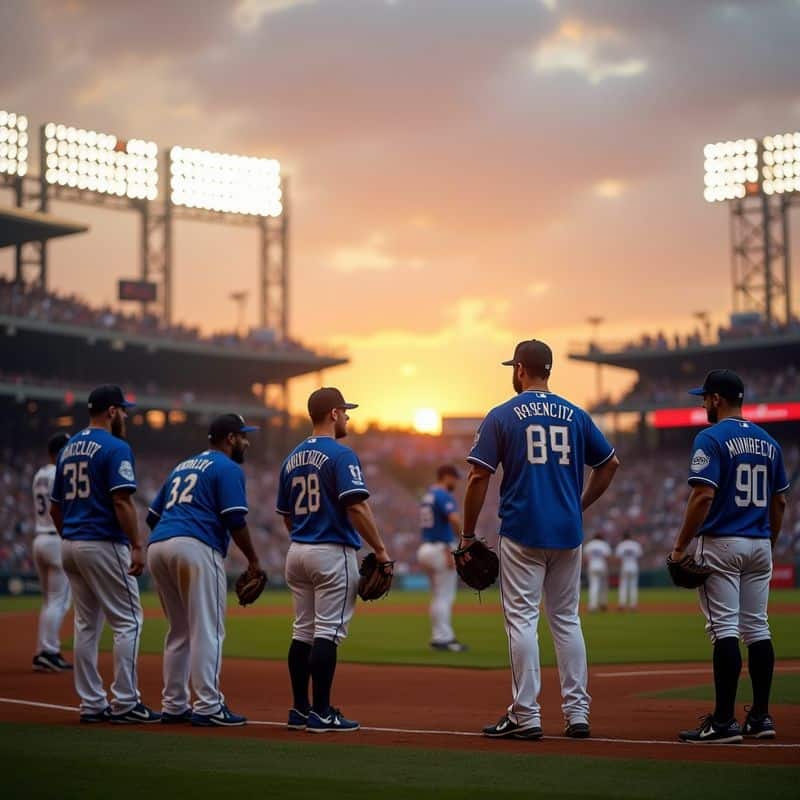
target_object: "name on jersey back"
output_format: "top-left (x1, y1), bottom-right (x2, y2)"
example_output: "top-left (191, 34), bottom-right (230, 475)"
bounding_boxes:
top-left (725, 436), bottom-right (777, 461)
top-left (513, 400), bottom-right (574, 422)
top-left (60, 440), bottom-right (103, 460)
top-left (284, 449), bottom-right (330, 474)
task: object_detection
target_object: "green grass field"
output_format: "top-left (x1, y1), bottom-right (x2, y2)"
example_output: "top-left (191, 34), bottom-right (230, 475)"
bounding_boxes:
top-left (2, 588), bottom-right (799, 667)
top-left (646, 672), bottom-right (800, 705)
top-left (2, 723), bottom-right (796, 800)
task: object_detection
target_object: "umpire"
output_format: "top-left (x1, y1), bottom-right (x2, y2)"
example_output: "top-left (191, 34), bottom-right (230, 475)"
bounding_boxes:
top-left (671, 370), bottom-right (789, 743)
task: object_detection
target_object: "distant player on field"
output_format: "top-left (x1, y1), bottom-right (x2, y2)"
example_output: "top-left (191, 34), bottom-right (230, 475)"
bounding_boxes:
top-left (614, 532), bottom-right (643, 611)
top-left (417, 465), bottom-right (468, 652)
top-left (583, 534), bottom-right (611, 612)
top-left (32, 432), bottom-right (72, 672)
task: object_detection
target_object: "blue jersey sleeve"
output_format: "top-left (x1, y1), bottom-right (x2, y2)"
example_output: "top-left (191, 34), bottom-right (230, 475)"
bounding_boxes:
top-left (687, 431), bottom-right (721, 488)
top-left (216, 463), bottom-right (248, 515)
top-left (773, 445), bottom-right (790, 494)
top-left (467, 411), bottom-right (500, 473)
top-left (335, 451), bottom-right (370, 503)
top-left (583, 413), bottom-right (615, 468)
top-left (108, 443), bottom-right (137, 493)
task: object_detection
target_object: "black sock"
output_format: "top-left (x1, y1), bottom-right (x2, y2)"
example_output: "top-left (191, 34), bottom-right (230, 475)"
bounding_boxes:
top-left (310, 637), bottom-right (338, 715)
top-left (747, 638), bottom-right (774, 717)
top-left (712, 637), bottom-right (742, 723)
top-left (287, 639), bottom-right (312, 713)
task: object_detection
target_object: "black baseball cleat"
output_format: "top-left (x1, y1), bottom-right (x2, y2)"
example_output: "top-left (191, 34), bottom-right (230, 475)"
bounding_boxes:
top-left (678, 714), bottom-right (743, 743)
top-left (161, 709), bottom-right (193, 724)
top-left (482, 714), bottom-right (543, 740)
top-left (110, 703), bottom-right (162, 724)
top-left (564, 721), bottom-right (591, 739)
top-left (32, 652), bottom-right (73, 672)
top-left (80, 706), bottom-right (111, 724)
top-left (743, 709), bottom-right (776, 739)
top-left (430, 640), bottom-right (469, 653)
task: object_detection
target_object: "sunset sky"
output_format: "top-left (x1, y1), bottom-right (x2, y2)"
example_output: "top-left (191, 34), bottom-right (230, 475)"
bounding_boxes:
top-left (2, 0), bottom-right (799, 430)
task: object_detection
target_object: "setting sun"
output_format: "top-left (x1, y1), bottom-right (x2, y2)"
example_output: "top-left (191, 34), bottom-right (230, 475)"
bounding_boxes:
top-left (412, 407), bottom-right (441, 434)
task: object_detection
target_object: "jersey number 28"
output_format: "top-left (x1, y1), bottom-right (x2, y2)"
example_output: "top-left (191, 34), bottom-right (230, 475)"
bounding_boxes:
top-left (292, 474), bottom-right (321, 515)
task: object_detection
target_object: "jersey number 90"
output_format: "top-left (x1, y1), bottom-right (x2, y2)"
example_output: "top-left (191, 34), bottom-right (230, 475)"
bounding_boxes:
top-left (734, 464), bottom-right (768, 508)
top-left (526, 425), bottom-right (571, 466)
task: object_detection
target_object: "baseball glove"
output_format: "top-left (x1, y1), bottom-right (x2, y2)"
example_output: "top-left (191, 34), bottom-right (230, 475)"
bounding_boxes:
top-left (666, 553), bottom-right (713, 589)
top-left (453, 539), bottom-right (499, 591)
top-left (358, 552), bottom-right (394, 601)
top-left (235, 566), bottom-right (268, 606)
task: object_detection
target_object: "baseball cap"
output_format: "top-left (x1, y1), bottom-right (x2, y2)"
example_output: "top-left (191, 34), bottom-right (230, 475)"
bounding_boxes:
top-left (208, 413), bottom-right (259, 442)
top-left (501, 339), bottom-right (553, 374)
top-left (87, 385), bottom-right (135, 412)
top-left (48, 432), bottom-right (70, 457)
top-left (687, 369), bottom-right (745, 402)
top-left (307, 387), bottom-right (358, 419)
top-left (437, 464), bottom-right (461, 480)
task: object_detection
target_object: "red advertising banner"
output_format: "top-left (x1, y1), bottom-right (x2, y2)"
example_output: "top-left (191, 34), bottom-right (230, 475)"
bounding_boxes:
top-left (652, 402), bottom-right (800, 429)
top-left (770, 564), bottom-right (796, 589)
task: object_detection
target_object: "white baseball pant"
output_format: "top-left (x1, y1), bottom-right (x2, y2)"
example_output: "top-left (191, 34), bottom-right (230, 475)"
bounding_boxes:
top-left (618, 568), bottom-right (639, 609)
top-left (417, 542), bottom-right (458, 644)
top-left (61, 539), bottom-right (143, 715)
top-left (285, 542), bottom-right (359, 644)
top-left (32, 533), bottom-right (71, 654)
top-left (147, 537), bottom-right (227, 715)
top-left (697, 535), bottom-right (772, 645)
top-left (498, 537), bottom-right (590, 727)
top-left (587, 568), bottom-right (608, 611)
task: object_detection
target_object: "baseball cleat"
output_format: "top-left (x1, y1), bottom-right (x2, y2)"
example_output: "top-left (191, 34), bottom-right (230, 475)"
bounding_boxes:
top-left (287, 708), bottom-right (309, 730)
top-left (307, 707), bottom-right (360, 733)
top-left (678, 714), bottom-right (742, 743)
top-left (430, 640), bottom-right (469, 653)
top-left (160, 709), bottom-right (193, 724)
top-left (110, 703), bottom-right (162, 724)
top-left (32, 652), bottom-right (72, 672)
top-left (482, 714), bottom-right (543, 740)
top-left (564, 721), bottom-right (591, 739)
top-left (742, 709), bottom-right (776, 739)
top-left (80, 706), bottom-right (111, 724)
top-left (191, 704), bottom-right (247, 727)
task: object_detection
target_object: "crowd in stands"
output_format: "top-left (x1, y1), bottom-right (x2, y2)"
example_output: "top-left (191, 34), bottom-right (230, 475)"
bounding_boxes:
top-left (606, 365), bottom-right (800, 410)
top-left (0, 277), bottom-right (316, 356)
top-left (2, 434), bottom-right (799, 578)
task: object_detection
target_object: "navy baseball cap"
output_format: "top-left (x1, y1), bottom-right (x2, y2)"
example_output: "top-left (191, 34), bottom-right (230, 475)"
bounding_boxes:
top-left (502, 339), bottom-right (553, 374)
top-left (87, 385), bottom-right (135, 412)
top-left (688, 369), bottom-right (745, 402)
top-left (307, 387), bottom-right (358, 419)
top-left (437, 464), bottom-right (461, 480)
top-left (208, 414), bottom-right (259, 442)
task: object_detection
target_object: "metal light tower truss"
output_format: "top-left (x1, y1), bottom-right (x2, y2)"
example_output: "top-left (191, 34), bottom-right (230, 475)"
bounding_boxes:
top-left (730, 194), bottom-right (794, 325)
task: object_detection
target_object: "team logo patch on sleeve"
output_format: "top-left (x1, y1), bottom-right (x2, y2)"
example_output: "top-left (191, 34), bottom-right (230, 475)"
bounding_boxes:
top-left (118, 460), bottom-right (135, 482)
top-left (690, 449), bottom-right (710, 473)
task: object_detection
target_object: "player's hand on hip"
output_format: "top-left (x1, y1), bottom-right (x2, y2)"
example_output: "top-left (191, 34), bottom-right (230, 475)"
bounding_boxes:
top-left (128, 544), bottom-right (145, 577)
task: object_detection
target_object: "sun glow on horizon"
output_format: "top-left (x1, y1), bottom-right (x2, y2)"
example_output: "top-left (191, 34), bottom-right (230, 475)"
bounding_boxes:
top-left (412, 407), bottom-right (441, 435)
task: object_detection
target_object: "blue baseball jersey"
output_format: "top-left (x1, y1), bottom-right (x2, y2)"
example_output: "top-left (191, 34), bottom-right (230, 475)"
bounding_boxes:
top-left (50, 427), bottom-right (137, 542)
top-left (687, 417), bottom-right (790, 539)
top-left (420, 486), bottom-right (458, 544)
top-left (276, 436), bottom-right (369, 549)
top-left (468, 391), bottom-right (614, 550)
top-left (148, 450), bottom-right (248, 557)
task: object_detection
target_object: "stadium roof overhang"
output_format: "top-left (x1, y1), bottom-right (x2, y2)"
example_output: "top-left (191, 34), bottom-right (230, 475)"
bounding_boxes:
top-left (0, 206), bottom-right (88, 248)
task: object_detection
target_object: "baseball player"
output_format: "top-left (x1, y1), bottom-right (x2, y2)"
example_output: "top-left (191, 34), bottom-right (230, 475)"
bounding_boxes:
top-left (277, 387), bottom-right (392, 733)
top-left (615, 532), bottom-right (643, 611)
top-left (583, 534), bottom-right (611, 612)
top-left (417, 465), bottom-right (468, 652)
top-left (672, 370), bottom-right (789, 743)
top-left (32, 432), bottom-right (72, 672)
top-left (147, 414), bottom-right (262, 727)
top-left (49, 385), bottom-right (160, 724)
top-left (461, 340), bottom-right (619, 740)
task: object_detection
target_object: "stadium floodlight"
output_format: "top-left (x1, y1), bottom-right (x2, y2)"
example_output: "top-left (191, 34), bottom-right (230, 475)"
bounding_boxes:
top-left (702, 138), bottom-right (758, 203)
top-left (42, 122), bottom-right (158, 201)
top-left (761, 131), bottom-right (800, 196)
top-left (169, 146), bottom-right (282, 217)
top-left (0, 109), bottom-right (29, 177)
